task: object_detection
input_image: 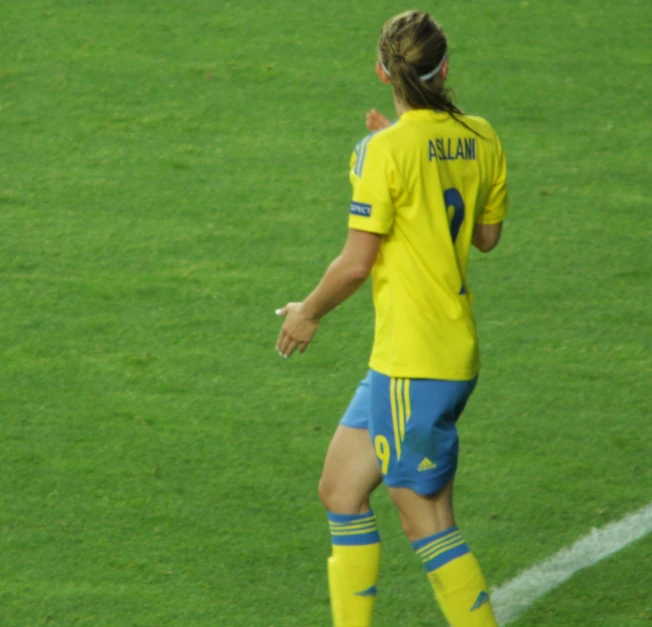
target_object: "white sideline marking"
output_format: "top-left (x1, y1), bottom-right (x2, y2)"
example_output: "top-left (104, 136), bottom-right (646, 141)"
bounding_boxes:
top-left (491, 502), bottom-right (652, 625)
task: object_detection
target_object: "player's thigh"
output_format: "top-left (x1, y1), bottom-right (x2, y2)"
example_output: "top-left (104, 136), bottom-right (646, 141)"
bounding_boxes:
top-left (319, 425), bottom-right (381, 513)
top-left (368, 371), bottom-right (477, 497)
top-left (319, 373), bottom-right (382, 514)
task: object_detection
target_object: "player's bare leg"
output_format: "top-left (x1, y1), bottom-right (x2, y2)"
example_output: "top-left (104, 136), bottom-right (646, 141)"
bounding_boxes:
top-left (388, 482), bottom-right (499, 627)
top-left (319, 425), bottom-right (382, 627)
top-left (387, 480), bottom-right (455, 540)
top-left (319, 425), bottom-right (381, 514)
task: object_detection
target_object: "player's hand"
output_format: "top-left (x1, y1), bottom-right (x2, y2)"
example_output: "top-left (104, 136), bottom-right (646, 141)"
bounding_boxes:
top-left (275, 302), bottom-right (320, 358)
top-left (366, 109), bottom-right (392, 132)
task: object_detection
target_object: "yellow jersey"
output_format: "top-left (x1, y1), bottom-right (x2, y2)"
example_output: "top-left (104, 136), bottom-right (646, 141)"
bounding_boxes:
top-left (348, 109), bottom-right (508, 380)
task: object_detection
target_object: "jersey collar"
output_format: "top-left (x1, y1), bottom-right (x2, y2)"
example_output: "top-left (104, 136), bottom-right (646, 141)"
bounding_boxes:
top-left (400, 109), bottom-right (450, 123)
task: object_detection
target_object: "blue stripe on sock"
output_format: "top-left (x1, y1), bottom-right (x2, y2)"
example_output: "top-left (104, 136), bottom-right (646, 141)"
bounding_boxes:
top-left (327, 511), bottom-right (380, 546)
top-left (411, 526), bottom-right (458, 551)
top-left (423, 542), bottom-right (470, 571)
top-left (331, 531), bottom-right (380, 546)
top-left (411, 527), bottom-right (470, 572)
top-left (417, 535), bottom-right (464, 562)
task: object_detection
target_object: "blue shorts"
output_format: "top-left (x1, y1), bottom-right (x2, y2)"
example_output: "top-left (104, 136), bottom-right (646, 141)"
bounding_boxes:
top-left (340, 370), bottom-right (477, 496)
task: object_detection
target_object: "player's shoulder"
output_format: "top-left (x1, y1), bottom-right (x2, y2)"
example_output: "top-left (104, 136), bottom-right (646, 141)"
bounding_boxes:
top-left (459, 114), bottom-right (502, 143)
top-left (353, 131), bottom-right (373, 160)
top-left (353, 127), bottom-right (391, 153)
top-left (351, 128), bottom-right (391, 175)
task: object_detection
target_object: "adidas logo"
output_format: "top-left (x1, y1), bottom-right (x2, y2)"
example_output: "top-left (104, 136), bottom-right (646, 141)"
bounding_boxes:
top-left (354, 586), bottom-right (377, 597)
top-left (417, 457), bottom-right (437, 471)
top-left (470, 591), bottom-right (490, 612)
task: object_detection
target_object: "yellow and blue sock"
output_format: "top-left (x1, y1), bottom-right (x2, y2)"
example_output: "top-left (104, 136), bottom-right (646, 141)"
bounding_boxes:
top-left (412, 526), bottom-right (498, 627)
top-left (327, 511), bottom-right (381, 627)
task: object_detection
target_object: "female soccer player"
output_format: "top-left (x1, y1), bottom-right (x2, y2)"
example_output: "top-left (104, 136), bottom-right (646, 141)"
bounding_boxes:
top-left (276, 11), bottom-right (507, 627)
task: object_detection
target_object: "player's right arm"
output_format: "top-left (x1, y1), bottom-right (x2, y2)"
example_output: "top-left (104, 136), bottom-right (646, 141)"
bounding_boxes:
top-left (275, 228), bottom-right (382, 358)
top-left (276, 136), bottom-right (393, 359)
top-left (366, 109), bottom-right (392, 132)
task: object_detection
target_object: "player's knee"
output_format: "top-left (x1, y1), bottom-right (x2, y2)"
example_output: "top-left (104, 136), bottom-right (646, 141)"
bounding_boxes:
top-left (318, 476), bottom-right (369, 514)
top-left (318, 476), bottom-right (345, 511)
top-left (317, 475), bottom-right (331, 508)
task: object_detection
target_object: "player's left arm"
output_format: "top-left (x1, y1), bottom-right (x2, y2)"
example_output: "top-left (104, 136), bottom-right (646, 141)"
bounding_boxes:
top-left (275, 229), bottom-right (381, 358)
top-left (472, 221), bottom-right (502, 252)
top-left (474, 130), bottom-right (508, 252)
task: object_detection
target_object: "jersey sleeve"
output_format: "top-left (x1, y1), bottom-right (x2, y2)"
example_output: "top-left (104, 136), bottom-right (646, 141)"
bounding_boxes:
top-left (348, 135), bottom-right (396, 235)
top-left (476, 134), bottom-right (509, 225)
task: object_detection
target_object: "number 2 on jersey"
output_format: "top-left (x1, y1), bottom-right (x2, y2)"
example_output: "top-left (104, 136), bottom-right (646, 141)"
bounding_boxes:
top-left (443, 187), bottom-right (465, 243)
top-left (443, 188), bottom-right (467, 295)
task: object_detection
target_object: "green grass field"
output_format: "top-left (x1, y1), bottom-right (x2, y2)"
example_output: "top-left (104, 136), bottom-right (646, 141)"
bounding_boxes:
top-left (1, 1), bottom-right (650, 625)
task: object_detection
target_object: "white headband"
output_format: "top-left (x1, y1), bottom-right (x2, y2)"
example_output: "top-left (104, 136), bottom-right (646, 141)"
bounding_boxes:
top-left (381, 52), bottom-right (448, 82)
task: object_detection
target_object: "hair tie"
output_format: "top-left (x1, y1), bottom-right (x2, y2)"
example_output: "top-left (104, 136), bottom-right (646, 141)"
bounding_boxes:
top-left (380, 50), bottom-right (448, 82)
top-left (419, 52), bottom-right (448, 82)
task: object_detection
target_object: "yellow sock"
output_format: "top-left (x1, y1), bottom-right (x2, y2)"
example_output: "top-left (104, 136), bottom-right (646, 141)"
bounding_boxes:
top-left (413, 527), bottom-right (498, 627)
top-left (327, 511), bottom-right (381, 627)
